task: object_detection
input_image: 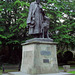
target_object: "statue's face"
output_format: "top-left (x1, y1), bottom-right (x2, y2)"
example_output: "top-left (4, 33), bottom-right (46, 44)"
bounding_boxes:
top-left (36, 0), bottom-right (40, 4)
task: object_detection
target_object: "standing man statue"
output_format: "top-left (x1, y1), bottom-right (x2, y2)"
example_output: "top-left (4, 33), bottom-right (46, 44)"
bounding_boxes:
top-left (27, 0), bottom-right (50, 38)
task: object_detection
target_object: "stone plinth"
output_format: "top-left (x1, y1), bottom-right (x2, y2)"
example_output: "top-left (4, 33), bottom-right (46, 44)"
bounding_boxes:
top-left (21, 40), bottom-right (59, 74)
top-left (7, 72), bottom-right (74, 75)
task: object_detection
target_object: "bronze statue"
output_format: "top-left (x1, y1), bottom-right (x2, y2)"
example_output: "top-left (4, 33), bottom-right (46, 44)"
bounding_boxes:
top-left (27, 0), bottom-right (50, 38)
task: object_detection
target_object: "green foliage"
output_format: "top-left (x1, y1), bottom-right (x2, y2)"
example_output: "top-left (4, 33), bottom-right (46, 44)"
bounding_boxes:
top-left (0, 41), bottom-right (2, 45)
top-left (44, 0), bottom-right (75, 51)
top-left (0, 0), bottom-right (29, 46)
top-left (0, 0), bottom-right (75, 53)
top-left (68, 61), bottom-right (75, 65)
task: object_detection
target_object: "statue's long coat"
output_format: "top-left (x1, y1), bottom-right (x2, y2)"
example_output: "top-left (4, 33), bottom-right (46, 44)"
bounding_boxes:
top-left (27, 1), bottom-right (44, 35)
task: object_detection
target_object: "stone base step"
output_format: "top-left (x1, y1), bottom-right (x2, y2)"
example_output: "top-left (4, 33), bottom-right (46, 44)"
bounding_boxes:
top-left (7, 72), bottom-right (74, 75)
top-left (2, 73), bottom-right (9, 75)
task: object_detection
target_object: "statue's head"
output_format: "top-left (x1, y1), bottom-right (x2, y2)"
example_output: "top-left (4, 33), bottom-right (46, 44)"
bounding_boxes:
top-left (36, 0), bottom-right (40, 4)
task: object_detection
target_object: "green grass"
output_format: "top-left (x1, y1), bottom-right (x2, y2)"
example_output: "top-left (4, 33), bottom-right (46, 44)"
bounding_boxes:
top-left (0, 69), bottom-right (18, 75)
top-left (70, 66), bottom-right (75, 69)
top-left (58, 66), bottom-right (63, 70)
top-left (59, 66), bottom-right (75, 74)
top-left (58, 66), bottom-right (75, 70)
top-left (68, 71), bottom-right (75, 74)
top-left (0, 70), bottom-right (2, 75)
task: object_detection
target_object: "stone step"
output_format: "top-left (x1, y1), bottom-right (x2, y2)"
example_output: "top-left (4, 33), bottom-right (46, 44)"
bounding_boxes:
top-left (8, 72), bottom-right (74, 75)
top-left (2, 73), bottom-right (9, 75)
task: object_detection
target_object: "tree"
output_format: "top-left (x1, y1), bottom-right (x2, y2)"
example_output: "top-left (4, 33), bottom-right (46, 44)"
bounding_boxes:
top-left (0, 0), bottom-right (30, 63)
top-left (0, 0), bottom-right (30, 45)
top-left (0, 0), bottom-right (75, 63)
top-left (43, 0), bottom-right (75, 52)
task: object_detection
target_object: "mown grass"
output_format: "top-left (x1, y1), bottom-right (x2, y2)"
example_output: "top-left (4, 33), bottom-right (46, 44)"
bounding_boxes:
top-left (68, 71), bottom-right (75, 74)
top-left (0, 70), bottom-right (2, 75)
top-left (58, 66), bottom-right (63, 70)
top-left (0, 69), bottom-right (18, 75)
top-left (58, 66), bottom-right (75, 70)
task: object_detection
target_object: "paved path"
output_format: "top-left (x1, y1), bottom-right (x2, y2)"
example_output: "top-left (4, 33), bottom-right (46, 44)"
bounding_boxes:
top-left (2, 72), bottom-right (75, 75)
top-left (2, 69), bottom-right (75, 75)
top-left (2, 74), bottom-right (8, 75)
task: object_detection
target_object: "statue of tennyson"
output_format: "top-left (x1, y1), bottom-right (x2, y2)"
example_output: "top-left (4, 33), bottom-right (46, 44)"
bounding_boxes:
top-left (27, 0), bottom-right (50, 38)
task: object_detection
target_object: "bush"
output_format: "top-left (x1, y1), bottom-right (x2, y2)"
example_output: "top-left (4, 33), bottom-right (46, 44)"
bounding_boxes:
top-left (63, 51), bottom-right (73, 64)
top-left (0, 55), bottom-right (8, 63)
top-left (68, 61), bottom-right (75, 65)
top-left (57, 52), bottom-right (63, 65)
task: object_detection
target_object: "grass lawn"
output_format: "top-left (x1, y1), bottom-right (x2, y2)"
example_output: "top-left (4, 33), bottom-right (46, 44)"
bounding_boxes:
top-left (0, 70), bottom-right (2, 75)
top-left (0, 69), bottom-right (18, 75)
top-left (68, 71), bottom-right (75, 74)
top-left (58, 66), bottom-right (75, 70)
top-left (59, 66), bottom-right (75, 74)
top-left (59, 66), bottom-right (63, 70)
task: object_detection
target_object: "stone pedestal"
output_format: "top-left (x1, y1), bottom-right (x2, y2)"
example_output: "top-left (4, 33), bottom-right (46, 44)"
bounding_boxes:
top-left (21, 40), bottom-right (59, 74)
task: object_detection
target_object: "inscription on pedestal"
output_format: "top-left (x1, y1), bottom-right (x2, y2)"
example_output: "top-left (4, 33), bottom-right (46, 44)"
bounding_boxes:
top-left (40, 51), bottom-right (51, 56)
top-left (43, 59), bottom-right (49, 63)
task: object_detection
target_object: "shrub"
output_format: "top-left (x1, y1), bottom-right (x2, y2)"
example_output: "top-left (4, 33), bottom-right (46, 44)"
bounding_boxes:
top-left (68, 61), bottom-right (75, 65)
top-left (63, 51), bottom-right (73, 64)
top-left (57, 52), bottom-right (63, 65)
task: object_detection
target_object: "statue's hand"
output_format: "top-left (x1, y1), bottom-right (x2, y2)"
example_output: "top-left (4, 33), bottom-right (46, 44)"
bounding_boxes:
top-left (27, 23), bottom-right (34, 27)
top-left (31, 18), bottom-right (35, 25)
